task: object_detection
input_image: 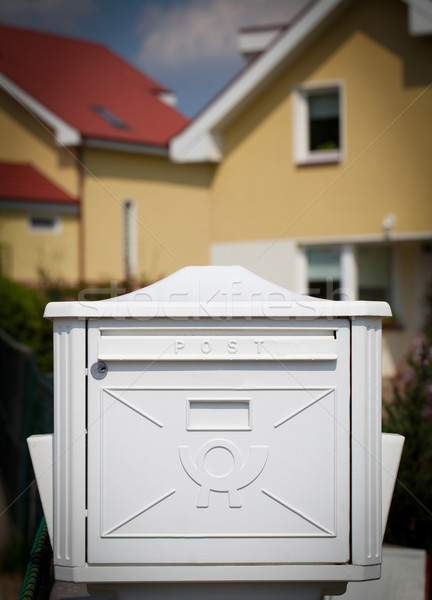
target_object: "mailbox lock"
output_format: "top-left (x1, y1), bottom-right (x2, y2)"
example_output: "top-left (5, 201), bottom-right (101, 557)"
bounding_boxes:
top-left (91, 361), bottom-right (108, 380)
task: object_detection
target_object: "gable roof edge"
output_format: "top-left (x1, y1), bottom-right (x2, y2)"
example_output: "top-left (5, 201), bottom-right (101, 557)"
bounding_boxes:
top-left (401, 0), bottom-right (432, 35)
top-left (85, 137), bottom-right (169, 156)
top-left (0, 72), bottom-right (81, 146)
top-left (169, 0), bottom-right (347, 163)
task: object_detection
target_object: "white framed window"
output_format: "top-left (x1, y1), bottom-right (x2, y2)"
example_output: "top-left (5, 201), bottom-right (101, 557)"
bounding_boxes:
top-left (307, 246), bottom-right (342, 300)
top-left (302, 244), bottom-right (392, 305)
top-left (123, 199), bottom-right (138, 280)
top-left (358, 246), bottom-right (392, 302)
top-left (28, 215), bottom-right (61, 234)
top-left (292, 81), bottom-right (344, 165)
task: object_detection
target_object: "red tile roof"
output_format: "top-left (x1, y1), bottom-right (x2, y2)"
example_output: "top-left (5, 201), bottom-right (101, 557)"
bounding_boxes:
top-left (0, 23), bottom-right (189, 147)
top-left (0, 162), bottom-right (78, 205)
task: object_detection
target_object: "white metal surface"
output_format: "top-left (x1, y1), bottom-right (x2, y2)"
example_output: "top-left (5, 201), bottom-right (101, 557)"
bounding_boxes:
top-left (351, 319), bottom-right (383, 566)
top-left (37, 266), bottom-right (398, 584)
top-left (27, 434), bottom-right (54, 545)
top-left (87, 582), bottom-right (346, 600)
top-left (381, 434), bottom-right (405, 538)
top-left (44, 266), bottom-right (391, 319)
top-left (52, 320), bottom-right (87, 568)
top-left (326, 546), bottom-right (427, 600)
top-left (87, 318), bottom-right (350, 566)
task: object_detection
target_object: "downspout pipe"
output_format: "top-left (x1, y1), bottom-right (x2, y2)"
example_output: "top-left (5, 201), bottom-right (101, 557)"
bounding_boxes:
top-left (76, 142), bottom-right (86, 283)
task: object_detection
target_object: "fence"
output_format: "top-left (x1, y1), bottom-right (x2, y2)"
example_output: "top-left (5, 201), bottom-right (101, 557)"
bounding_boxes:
top-left (0, 329), bottom-right (53, 557)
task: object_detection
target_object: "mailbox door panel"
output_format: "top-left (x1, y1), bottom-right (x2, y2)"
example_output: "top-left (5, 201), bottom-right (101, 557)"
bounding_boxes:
top-left (87, 319), bottom-right (350, 565)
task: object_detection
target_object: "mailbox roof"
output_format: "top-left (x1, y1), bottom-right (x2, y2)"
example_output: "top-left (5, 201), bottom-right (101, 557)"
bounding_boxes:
top-left (44, 266), bottom-right (392, 319)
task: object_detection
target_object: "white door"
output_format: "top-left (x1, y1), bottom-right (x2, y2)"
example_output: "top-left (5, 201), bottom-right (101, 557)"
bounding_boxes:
top-left (87, 319), bottom-right (351, 566)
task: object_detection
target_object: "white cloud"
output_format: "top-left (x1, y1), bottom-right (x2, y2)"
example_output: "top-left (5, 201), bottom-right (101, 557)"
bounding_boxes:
top-left (0, 0), bottom-right (311, 117)
top-left (135, 0), bottom-right (309, 70)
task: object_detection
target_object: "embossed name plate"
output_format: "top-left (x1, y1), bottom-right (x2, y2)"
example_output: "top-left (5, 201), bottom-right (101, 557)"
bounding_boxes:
top-left (98, 328), bottom-right (338, 361)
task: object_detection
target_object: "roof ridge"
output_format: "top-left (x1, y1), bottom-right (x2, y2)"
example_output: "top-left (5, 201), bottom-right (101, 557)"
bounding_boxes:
top-left (0, 20), bottom-right (163, 89)
top-left (0, 22), bottom-right (189, 147)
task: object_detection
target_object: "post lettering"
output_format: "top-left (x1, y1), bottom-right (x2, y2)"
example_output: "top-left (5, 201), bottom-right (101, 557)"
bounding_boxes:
top-left (175, 340), bottom-right (185, 354)
top-left (227, 340), bottom-right (238, 354)
top-left (254, 340), bottom-right (264, 354)
top-left (201, 340), bottom-right (212, 354)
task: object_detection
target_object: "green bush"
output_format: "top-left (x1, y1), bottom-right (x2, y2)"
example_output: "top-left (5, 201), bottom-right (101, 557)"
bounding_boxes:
top-left (383, 303), bottom-right (432, 552)
top-left (0, 276), bottom-right (52, 372)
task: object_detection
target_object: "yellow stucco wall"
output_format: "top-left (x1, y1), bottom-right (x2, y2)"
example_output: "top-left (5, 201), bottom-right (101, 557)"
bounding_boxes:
top-left (1, 0), bottom-right (430, 292)
top-left (0, 90), bottom-right (212, 286)
top-left (82, 149), bottom-right (213, 283)
top-left (211, 0), bottom-right (432, 243)
top-left (0, 89), bottom-right (79, 197)
top-left (0, 89), bottom-right (81, 284)
top-left (0, 210), bottom-right (79, 283)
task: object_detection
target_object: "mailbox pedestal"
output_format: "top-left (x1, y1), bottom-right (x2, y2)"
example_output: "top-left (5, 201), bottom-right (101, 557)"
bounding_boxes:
top-left (28, 266), bottom-right (403, 599)
top-left (87, 582), bottom-right (347, 599)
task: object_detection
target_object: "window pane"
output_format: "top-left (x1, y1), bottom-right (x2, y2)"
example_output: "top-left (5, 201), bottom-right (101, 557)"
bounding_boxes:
top-left (308, 91), bottom-right (340, 151)
top-left (358, 246), bottom-right (391, 302)
top-left (307, 247), bottom-right (341, 280)
top-left (29, 215), bottom-right (60, 232)
top-left (31, 216), bottom-right (55, 228)
top-left (307, 247), bottom-right (341, 300)
top-left (308, 93), bottom-right (339, 119)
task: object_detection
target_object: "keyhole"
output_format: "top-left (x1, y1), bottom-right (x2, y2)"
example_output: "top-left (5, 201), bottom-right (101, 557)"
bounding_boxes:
top-left (91, 361), bottom-right (108, 380)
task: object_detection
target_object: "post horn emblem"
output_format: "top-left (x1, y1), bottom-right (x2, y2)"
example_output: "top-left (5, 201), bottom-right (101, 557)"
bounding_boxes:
top-left (179, 439), bottom-right (269, 508)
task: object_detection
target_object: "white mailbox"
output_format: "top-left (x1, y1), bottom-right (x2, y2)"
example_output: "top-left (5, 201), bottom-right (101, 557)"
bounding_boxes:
top-left (28, 266), bottom-right (404, 599)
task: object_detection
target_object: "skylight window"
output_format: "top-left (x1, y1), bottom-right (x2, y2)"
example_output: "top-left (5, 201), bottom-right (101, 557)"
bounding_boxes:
top-left (91, 105), bottom-right (129, 130)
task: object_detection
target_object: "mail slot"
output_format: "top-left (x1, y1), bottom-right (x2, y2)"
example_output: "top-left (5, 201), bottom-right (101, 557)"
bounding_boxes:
top-left (97, 327), bottom-right (339, 360)
top-left (28, 266), bottom-right (403, 596)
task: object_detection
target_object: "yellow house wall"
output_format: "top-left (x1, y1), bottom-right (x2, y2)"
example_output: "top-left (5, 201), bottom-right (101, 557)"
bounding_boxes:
top-left (0, 89), bottom-right (79, 197)
top-left (0, 88), bottom-right (213, 286)
top-left (211, 0), bottom-right (432, 243)
top-left (1, 0), bottom-right (430, 291)
top-left (82, 149), bottom-right (213, 283)
top-left (0, 89), bottom-right (81, 284)
top-left (0, 210), bottom-right (79, 283)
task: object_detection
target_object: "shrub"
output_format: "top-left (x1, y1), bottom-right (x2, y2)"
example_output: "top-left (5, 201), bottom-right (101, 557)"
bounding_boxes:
top-left (383, 301), bottom-right (432, 552)
top-left (0, 276), bottom-right (52, 372)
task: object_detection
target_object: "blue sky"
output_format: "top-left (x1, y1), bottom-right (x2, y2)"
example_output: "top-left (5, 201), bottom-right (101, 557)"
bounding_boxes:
top-left (0, 0), bottom-right (309, 117)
